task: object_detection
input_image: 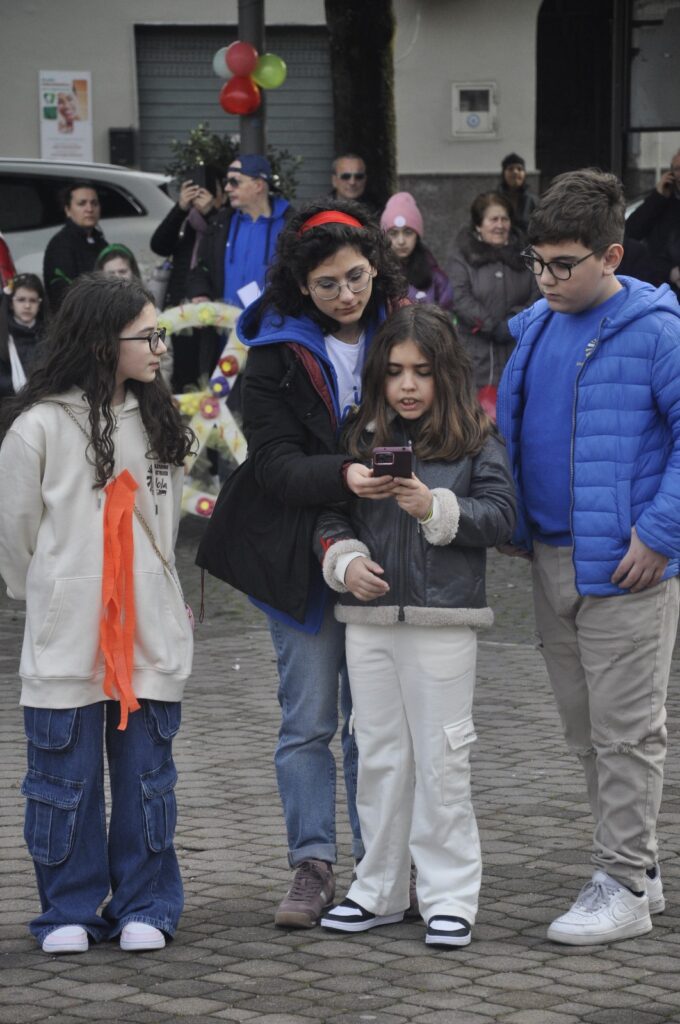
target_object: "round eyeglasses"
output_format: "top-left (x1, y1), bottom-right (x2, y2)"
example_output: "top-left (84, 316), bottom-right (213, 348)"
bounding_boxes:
top-left (119, 327), bottom-right (167, 353)
top-left (521, 247), bottom-right (609, 281)
top-left (309, 268), bottom-right (374, 302)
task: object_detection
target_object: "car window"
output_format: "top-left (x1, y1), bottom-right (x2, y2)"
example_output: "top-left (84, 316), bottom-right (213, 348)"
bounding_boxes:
top-left (0, 177), bottom-right (55, 231)
top-left (0, 173), bottom-right (146, 232)
top-left (98, 184), bottom-right (146, 219)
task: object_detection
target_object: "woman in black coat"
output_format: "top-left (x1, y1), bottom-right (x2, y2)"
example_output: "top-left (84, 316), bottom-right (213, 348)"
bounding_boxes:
top-left (197, 198), bottom-right (406, 929)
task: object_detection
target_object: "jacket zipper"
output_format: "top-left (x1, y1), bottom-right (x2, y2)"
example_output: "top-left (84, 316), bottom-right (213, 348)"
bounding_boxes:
top-left (397, 447), bottom-right (415, 621)
top-left (569, 320), bottom-right (607, 589)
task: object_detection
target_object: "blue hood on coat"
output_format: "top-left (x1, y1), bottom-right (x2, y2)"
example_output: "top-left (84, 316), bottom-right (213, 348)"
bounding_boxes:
top-left (237, 297), bottom-right (386, 422)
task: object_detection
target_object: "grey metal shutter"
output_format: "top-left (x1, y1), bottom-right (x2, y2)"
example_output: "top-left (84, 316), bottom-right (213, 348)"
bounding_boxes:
top-left (135, 24), bottom-right (334, 200)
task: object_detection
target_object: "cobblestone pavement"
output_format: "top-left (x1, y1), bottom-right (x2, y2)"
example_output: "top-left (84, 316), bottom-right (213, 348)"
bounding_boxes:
top-left (2, 517), bottom-right (680, 1024)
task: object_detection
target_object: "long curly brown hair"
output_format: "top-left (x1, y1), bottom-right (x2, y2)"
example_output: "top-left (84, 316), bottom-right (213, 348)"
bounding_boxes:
top-left (0, 273), bottom-right (194, 487)
top-left (344, 304), bottom-right (493, 463)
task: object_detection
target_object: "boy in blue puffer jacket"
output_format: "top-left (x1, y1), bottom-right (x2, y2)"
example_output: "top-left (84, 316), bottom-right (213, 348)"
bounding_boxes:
top-left (497, 168), bottom-right (680, 947)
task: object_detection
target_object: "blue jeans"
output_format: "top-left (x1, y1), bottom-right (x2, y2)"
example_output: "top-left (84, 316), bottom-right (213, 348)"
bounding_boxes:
top-left (22, 700), bottom-right (183, 944)
top-left (267, 605), bottom-right (363, 866)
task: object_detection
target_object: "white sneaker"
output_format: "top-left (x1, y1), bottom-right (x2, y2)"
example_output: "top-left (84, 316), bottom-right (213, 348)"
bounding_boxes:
top-left (120, 922), bottom-right (166, 951)
top-left (547, 870), bottom-right (652, 945)
top-left (42, 925), bottom-right (88, 954)
top-left (646, 864), bottom-right (665, 915)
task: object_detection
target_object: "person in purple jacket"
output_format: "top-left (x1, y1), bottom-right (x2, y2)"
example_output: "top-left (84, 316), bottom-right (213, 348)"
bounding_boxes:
top-left (381, 193), bottom-right (453, 312)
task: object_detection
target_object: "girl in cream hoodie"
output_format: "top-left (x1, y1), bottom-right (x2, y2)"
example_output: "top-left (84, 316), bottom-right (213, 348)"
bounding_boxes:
top-left (0, 273), bottom-right (195, 955)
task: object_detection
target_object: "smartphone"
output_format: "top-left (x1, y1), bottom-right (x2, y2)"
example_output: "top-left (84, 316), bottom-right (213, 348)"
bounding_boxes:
top-left (372, 445), bottom-right (413, 478)
top-left (188, 164), bottom-right (208, 189)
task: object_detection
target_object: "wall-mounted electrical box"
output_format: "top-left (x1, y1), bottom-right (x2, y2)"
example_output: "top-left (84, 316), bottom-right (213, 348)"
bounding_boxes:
top-left (452, 82), bottom-right (498, 137)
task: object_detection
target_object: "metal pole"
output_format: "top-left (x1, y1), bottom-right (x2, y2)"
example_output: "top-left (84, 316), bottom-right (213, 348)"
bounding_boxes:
top-left (610, 0), bottom-right (630, 180)
top-left (238, 0), bottom-right (266, 155)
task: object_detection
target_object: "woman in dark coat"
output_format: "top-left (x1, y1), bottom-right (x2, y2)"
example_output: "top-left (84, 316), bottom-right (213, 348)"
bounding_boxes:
top-left (150, 168), bottom-right (224, 390)
top-left (450, 192), bottom-right (538, 397)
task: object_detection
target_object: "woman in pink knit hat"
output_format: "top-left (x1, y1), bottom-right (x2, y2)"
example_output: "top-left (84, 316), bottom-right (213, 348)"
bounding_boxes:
top-left (381, 193), bottom-right (453, 312)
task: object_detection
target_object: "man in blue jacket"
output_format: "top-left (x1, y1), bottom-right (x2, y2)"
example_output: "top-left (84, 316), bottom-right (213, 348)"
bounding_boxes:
top-left (187, 154), bottom-right (291, 308)
top-left (497, 168), bottom-right (680, 946)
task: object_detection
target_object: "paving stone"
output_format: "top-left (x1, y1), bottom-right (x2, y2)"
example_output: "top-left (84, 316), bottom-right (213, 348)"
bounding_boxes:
top-left (3, 540), bottom-right (680, 1023)
top-left (504, 1013), bottom-right (583, 1024)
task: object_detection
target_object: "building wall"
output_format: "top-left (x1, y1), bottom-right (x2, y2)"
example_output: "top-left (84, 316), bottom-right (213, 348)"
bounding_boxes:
top-left (393, 0), bottom-right (542, 174)
top-left (0, 0), bottom-right (326, 163)
top-left (3, 1), bottom-right (539, 175)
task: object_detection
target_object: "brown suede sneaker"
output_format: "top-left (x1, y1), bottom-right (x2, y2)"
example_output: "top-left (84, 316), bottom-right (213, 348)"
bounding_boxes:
top-left (274, 859), bottom-right (335, 928)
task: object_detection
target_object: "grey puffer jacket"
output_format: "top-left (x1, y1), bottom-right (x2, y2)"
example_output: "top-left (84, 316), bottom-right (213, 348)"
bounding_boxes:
top-left (314, 422), bottom-right (516, 628)
top-left (450, 227), bottom-right (538, 388)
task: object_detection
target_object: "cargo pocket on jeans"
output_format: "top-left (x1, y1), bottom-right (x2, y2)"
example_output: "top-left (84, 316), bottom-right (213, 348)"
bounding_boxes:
top-left (22, 769), bottom-right (83, 865)
top-left (143, 701), bottom-right (182, 744)
top-left (442, 717), bottom-right (477, 805)
top-left (141, 757), bottom-right (178, 853)
top-left (24, 707), bottom-right (80, 751)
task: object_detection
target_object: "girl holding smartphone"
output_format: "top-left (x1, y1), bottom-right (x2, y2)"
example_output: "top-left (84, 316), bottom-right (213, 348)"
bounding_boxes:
top-left (314, 304), bottom-right (516, 947)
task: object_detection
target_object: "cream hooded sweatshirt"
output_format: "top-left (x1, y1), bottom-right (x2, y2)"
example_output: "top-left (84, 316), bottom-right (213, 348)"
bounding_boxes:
top-left (0, 387), bottom-right (193, 709)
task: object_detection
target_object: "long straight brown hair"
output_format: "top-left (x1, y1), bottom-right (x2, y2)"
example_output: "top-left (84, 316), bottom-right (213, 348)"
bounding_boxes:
top-left (344, 304), bottom-right (493, 462)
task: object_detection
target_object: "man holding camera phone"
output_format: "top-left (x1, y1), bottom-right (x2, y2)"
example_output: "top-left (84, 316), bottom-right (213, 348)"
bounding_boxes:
top-left (187, 154), bottom-right (292, 310)
top-left (626, 151), bottom-right (680, 293)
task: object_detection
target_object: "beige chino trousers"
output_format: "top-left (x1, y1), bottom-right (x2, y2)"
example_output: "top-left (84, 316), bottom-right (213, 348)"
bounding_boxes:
top-left (532, 542), bottom-right (680, 891)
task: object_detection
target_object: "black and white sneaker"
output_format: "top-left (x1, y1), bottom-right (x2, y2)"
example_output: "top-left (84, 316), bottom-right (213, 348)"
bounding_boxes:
top-left (425, 915), bottom-right (472, 947)
top-left (321, 898), bottom-right (405, 933)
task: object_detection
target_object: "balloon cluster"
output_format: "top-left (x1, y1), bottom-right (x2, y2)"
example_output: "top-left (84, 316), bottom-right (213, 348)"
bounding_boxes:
top-left (212, 40), bottom-right (287, 116)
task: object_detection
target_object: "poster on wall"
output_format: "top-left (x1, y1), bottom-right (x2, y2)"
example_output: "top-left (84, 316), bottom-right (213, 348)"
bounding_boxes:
top-left (39, 71), bottom-right (93, 163)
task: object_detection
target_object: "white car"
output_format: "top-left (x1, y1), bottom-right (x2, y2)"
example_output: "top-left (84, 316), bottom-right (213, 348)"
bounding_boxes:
top-left (0, 158), bottom-right (175, 279)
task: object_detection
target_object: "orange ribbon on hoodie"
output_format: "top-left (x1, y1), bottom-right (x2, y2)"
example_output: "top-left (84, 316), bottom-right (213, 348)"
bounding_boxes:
top-left (100, 469), bottom-right (140, 730)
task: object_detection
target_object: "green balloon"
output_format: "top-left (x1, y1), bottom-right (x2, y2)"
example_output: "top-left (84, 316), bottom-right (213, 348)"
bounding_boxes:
top-left (252, 53), bottom-right (287, 90)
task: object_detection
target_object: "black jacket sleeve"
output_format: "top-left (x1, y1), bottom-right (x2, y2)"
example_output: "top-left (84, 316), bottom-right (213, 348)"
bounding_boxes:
top-left (150, 204), bottom-right (188, 257)
top-left (453, 435), bottom-right (516, 548)
top-left (242, 345), bottom-right (350, 508)
top-left (43, 229), bottom-right (76, 312)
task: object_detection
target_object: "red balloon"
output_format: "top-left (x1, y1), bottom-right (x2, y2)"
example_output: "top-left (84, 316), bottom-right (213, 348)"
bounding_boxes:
top-left (219, 77), bottom-right (261, 116)
top-left (226, 40), bottom-right (258, 77)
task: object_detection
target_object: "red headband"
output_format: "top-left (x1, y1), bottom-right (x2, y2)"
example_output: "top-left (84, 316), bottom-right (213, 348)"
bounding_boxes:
top-left (297, 211), bottom-right (365, 236)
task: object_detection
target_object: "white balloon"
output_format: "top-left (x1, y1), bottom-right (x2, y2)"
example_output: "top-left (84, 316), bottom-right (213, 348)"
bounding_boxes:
top-left (212, 47), bottom-right (231, 79)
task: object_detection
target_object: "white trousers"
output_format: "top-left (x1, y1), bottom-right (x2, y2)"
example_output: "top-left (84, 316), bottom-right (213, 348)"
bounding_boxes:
top-left (345, 623), bottom-right (481, 923)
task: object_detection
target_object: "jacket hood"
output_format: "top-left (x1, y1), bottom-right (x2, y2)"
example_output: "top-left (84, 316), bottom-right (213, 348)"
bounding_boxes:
top-left (509, 277), bottom-right (680, 343)
top-left (455, 226), bottom-right (527, 271)
top-left (238, 296), bottom-right (385, 362)
top-left (237, 300), bottom-right (330, 362)
top-left (49, 385), bottom-right (141, 417)
top-left (233, 194), bottom-right (289, 226)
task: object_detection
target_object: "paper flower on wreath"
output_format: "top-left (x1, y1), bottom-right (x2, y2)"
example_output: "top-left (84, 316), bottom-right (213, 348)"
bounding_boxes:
top-left (219, 354), bottom-right (240, 376)
top-left (175, 391), bottom-right (207, 417)
top-left (195, 496), bottom-right (215, 518)
top-left (157, 302), bottom-right (240, 337)
top-left (210, 376), bottom-right (231, 398)
top-left (199, 396), bottom-right (221, 420)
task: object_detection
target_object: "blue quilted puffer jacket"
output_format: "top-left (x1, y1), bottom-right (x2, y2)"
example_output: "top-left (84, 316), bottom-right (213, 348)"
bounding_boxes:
top-left (497, 276), bottom-right (680, 595)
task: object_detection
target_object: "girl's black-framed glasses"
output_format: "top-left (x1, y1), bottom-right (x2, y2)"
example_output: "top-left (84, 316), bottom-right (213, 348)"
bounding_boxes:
top-left (119, 327), bottom-right (167, 353)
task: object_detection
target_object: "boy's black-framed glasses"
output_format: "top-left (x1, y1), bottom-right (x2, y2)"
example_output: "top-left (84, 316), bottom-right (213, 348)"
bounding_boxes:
top-left (119, 327), bottom-right (167, 353)
top-left (521, 247), bottom-right (608, 280)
